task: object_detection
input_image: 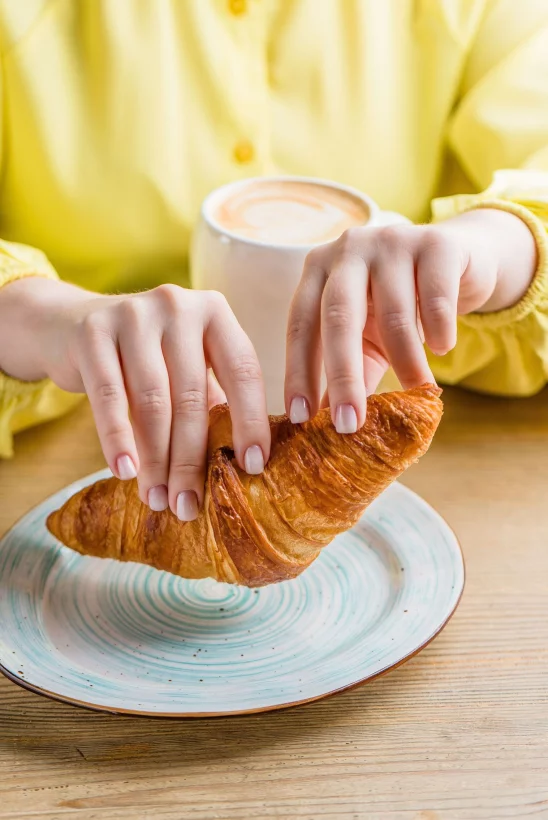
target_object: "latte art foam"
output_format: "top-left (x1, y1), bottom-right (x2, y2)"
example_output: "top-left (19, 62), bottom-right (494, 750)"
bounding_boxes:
top-left (212, 180), bottom-right (370, 245)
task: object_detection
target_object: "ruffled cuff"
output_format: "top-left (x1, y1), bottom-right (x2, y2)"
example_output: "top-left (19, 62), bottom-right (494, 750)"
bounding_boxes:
top-left (0, 239), bottom-right (59, 289)
top-left (0, 241), bottom-right (82, 458)
top-left (0, 373), bottom-right (83, 458)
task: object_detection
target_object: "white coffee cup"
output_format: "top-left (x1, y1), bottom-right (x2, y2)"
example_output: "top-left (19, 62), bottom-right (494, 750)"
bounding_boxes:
top-left (190, 176), bottom-right (409, 413)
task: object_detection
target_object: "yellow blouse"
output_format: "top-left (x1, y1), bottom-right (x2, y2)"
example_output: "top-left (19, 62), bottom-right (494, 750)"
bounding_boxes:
top-left (1, 0), bottom-right (548, 456)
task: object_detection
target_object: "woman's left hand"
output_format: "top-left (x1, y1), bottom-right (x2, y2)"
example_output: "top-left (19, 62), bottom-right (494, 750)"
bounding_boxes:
top-left (284, 208), bottom-right (537, 432)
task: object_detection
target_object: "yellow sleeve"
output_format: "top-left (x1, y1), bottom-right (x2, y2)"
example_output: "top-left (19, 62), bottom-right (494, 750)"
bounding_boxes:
top-left (447, 0), bottom-right (548, 187)
top-left (430, 180), bottom-right (548, 396)
top-left (0, 243), bottom-right (83, 458)
top-left (430, 0), bottom-right (548, 397)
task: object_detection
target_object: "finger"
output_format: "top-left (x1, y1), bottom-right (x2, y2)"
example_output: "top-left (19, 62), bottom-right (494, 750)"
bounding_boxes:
top-left (207, 368), bottom-right (227, 409)
top-left (416, 238), bottom-right (460, 355)
top-left (163, 318), bottom-right (209, 520)
top-left (362, 338), bottom-right (390, 396)
top-left (285, 248), bottom-right (328, 423)
top-left (416, 308), bottom-right (425, 344)
top-left (322, 254), bottom-right (368, 432)
top-left (362, 311), bottom-right (391, 395)
top-left (118, 303), bottom-right (171, 509)
top-left (372, 252), bottom-right (434, 389)
top-left (77, 318), bottom-right (138, 481)
top-left (321, 341), bottom-right (389, 405)
top-left (205, 293), bottom-right (270, 474)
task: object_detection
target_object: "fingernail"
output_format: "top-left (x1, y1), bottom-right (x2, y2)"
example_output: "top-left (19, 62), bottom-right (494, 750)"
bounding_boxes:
top-left (116, 454), bottom-right (137, 480)
top-left (289, 396), bottom-right (310, 424)
top-left (335, 404), bottom-right (358, 434)
top-left (244, 445), bottom-right (265, 475)
top-left (177, 491), bottom-right (199, 522)
top-left (148, 485), bottom-right (169, 512)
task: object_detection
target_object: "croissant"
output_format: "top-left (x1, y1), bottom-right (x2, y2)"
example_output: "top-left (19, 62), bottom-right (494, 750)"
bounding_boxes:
top-left (46, 384), bottom-right (442, 587)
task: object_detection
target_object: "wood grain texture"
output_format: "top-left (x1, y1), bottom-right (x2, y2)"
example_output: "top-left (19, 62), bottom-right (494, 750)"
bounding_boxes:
top-left (1, 389), bottom-right (547, 820)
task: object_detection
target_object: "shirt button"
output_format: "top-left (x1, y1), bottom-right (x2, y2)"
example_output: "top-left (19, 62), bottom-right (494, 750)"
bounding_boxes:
top-left (228, 0), bottom-right (246, 15)
top-left (233, 139), bottom-right (255, 164)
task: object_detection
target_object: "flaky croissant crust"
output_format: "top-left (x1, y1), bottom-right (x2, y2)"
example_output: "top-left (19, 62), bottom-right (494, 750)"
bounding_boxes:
top-left (47, 385), bottom-right (443, 587)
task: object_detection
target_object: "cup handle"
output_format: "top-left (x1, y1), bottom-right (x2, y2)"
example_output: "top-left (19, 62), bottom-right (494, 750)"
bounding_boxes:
top-left (374, 210), bottom-right (412, 226)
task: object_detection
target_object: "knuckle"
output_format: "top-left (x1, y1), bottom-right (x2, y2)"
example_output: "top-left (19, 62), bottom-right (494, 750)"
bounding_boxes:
top-left (102, 424), bottom-right (130, 442)
top-left (377, 225), bottom-right (405, 247)
top-left (170, 460), bottom-right (203, 480)
top-left (95, 382), bottom-right (124, 405)
top-left (155, 283), bottom-right (182, 301)
top-left (304, 247), bottom-right (326, 271)
top-left (336, 226), bottom-right (364, 252)
top-left (153, 283), bottom-right (185, 313)
top-left (328, 371), bottom-right (357, 391)
top-left (206, 290), bottom-right (229, 313)
top-left (139, 457), bottom-right (166, 472)
top-left (78, 312), bottom-right (111, 344)
top-left (424, 295), bottom-right (453, 324)
top-left (381, 310), bottom-right (415, 337)
top-left (230, 353), bottom-right (262, 385)
top-left (172, 388), bottom-right (207, 417)
top-left (117, 297), bottom-right (146, 327)
top-left (421, 227), bottom-right (458, 257)
top-left (238, 411), bottom-right (267, 429)
top-left (323, 303), bottom-right (353, 332)
top-left (134, 387), bottom-right (170, 417)
top-left (328, 251), bottom-right (364, 281)
top-left (286, 315), bottom-right (313, 344)
top-left (375, 225), bottom-right (418, 256)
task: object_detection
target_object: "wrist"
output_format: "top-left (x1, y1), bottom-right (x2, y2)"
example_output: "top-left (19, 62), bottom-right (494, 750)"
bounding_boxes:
top-left (475, 208), bottom-right (537, 313)
top-left (0, 277), bottom-right (91, 381)
top-left (438, 207), bottom-right (538, 314)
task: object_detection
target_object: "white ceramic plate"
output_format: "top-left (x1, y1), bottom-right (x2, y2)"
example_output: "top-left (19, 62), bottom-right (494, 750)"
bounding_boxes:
top-left (0, 470), bottom-right (464, 717)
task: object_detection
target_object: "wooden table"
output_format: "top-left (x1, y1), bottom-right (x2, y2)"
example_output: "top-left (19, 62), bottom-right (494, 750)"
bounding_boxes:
top-left (1, 388), bottom-right (547, 820)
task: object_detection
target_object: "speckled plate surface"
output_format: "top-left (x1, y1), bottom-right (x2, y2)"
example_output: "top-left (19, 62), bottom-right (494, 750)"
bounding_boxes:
top-left (0, 470), bottom-right (464, 717)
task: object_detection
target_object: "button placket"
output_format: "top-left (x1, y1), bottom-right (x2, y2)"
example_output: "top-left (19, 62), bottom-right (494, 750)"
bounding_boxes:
top-left (228, 0), bottom-right (247, 16)
top-left (225, 0), bottom-right (270, 172)
top-left (233, 140), bottom-right (255, 164)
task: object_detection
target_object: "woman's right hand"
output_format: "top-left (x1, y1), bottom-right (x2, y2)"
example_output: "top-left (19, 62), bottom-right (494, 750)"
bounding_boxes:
top-left (0, 279), bottom-right (270, 520)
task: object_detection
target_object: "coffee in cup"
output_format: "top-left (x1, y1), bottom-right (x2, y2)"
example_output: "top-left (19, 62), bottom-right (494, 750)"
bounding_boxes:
top-left (191, 176), bottom-right (408, 413)
top-left (211, 179), bottom-right (371, 246)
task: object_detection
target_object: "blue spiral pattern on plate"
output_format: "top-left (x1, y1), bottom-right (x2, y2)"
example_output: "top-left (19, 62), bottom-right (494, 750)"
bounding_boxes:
top-left (0, 471), bottom-right (464, 715)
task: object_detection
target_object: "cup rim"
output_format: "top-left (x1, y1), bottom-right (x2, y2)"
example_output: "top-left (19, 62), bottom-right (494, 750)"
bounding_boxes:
top-left (199, 175), bottom-right (381, 250)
